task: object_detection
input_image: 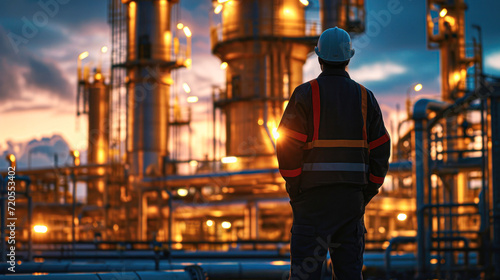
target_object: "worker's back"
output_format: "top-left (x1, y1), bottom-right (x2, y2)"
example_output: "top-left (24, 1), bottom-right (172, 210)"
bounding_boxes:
top-left (276, 27), bottom-right (390, 280)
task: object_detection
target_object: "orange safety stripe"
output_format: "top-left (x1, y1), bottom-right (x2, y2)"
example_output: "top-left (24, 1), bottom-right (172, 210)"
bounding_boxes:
top-left (303, 139), bottom-right (368, 150)
top-left (369, 133), bottom-right (390, 150)
top-left (369, 173), bottom-right (385, 184)
top-left (310, 79), bottom-right (320, 141)
top-left (280, 127), bottom-right (307, 142)
top-left (359, 84), bottom-right (368, 141)
top-left (279, 168), bottom-right (302, 178)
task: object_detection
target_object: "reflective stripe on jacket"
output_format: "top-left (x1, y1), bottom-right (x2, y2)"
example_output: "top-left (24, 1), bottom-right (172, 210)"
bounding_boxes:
top-left (276, 68), bottom-right (390, 197)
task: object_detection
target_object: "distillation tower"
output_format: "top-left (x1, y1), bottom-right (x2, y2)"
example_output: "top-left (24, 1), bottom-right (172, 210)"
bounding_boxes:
top-left (211, 0), bottom-right (364, 170)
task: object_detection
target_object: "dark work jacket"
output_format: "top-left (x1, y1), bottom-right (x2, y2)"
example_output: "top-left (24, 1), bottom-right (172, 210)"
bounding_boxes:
top-left (276, 68), bottom-right (390, 202)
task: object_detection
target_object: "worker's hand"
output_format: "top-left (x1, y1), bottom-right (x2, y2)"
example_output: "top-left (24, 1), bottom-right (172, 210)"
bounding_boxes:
top-left (363, 190), bottom-right (378, 206)
top-left (286, 182), bottom-right (301, 202)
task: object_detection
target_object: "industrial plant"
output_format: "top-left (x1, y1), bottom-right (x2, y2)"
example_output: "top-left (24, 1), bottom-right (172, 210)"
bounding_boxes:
top-left (1, 0), bottom-right (500, 279)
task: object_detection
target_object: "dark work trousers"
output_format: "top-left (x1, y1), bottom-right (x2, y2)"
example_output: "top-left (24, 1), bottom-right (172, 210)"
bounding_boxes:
top-left (289, 184), bottom-right (366, 280)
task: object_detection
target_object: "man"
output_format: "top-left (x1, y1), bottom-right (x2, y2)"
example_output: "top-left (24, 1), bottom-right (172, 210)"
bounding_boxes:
top-left (277, 27), bottom-right (390, 279)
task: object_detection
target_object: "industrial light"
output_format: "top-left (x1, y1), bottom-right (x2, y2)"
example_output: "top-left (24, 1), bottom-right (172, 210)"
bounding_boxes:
top-left (95, 73), bottom-right (102, 81)
top-left (177, 188), bottom-right (188, 197)
top-left (206, 220), bottom-right (214, 227)
top-left (113, 224), bottom-right (119, 231)
top-left (71, 150), bottom-right (80, 166)
top-left (34, 225), bottom-right (48, 233)
top-left (397, 213), bottom-right (407, 221)
top-left (453, 72), bottom-right (461, 82)
top-left (221, 221), bottom-right (231, 229)
top-left (101, 46), bottom-right (108, 54)
top-left (257, 119), bottom-right (264, 125)
top-left (439, 8), bottom-right (447, 18)
top-left (177, 23), bottom-right (184, 29)
top-left (221, 156), bottom-right (237, 164)
top-left (184, 58), bottom-right (192, 68)
top-left (163, 77), bottom-right (174, 85)
top-left (378, 226), bottom-right (386, 234)
top-left (183, 26), bottom-right (192, 37)
top-left (444, 15), bottom-right (456, 27)
top-left (220, 62), bottom-right (228, 70)
top-left (299, 0), bottom-right (309, 6)
top-left (187, 96), bottom-right (198, 103)
top-left (7, 154), bottom-right (16, 163)
top-left (217, 0), bottom-right (228, 3)
top-left (414, 83), bottom-right (422, 92)
top-left (272, 127), bottom-right (280, 140)
top-left (78, 51), bottom-right (89, 60)
top-left (214, 4), bottom-right (223, 14)
top-left (270, 260), bottom-right (287, 266)
top-left (182, 83), bottom-right (191, 93)
top-left (189, 160), bottom-right (198, 167)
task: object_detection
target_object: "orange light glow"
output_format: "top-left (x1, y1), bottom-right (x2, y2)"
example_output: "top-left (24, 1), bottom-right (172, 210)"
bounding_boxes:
top-left (7, 154), bottom-right (16, 163)
top-left (439, 8), bottom-right (447, 18)
top-left (78, 51), bottom-right (89, 60)
top-left (183, 26), bottom-right (192, 37)
top-left (214, 4), bottom-right (223, 14)
top-left (34, 225), bottom-right (48, 233)
top-left (221, 156), bottom-right (237, 164)
top-left (414, 83), bottom-right (422, 92)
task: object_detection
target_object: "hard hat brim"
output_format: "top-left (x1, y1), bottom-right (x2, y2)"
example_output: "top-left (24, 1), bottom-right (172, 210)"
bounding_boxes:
top-left (315, 47), bottom-right (355, 62)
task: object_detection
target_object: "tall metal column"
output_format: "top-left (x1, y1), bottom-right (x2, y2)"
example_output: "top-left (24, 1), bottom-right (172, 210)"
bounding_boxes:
top-left (489, 84), bottom-right (500, 278)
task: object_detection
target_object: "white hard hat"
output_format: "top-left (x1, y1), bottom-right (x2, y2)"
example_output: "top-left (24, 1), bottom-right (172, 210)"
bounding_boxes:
top-left (315, 27), bottom-right (355, 63)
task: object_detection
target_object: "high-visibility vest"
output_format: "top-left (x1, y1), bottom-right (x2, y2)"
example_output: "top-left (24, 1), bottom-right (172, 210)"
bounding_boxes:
top-left (277, 75), bottom-right (390, 192)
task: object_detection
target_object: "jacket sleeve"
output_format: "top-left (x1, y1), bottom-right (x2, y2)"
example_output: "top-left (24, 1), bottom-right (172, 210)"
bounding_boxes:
top-left (276, 84), bottom-right (310, 200)
top-left (365, 90), bottom-right (391, 205)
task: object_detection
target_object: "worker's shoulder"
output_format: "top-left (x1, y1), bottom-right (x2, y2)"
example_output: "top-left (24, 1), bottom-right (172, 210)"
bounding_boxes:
top-left (291, 81), bottom-right (313, 102)
top-left (352, 80), bottom-right (377, 99)
top-left (294, 81), bottom-right (312, 94)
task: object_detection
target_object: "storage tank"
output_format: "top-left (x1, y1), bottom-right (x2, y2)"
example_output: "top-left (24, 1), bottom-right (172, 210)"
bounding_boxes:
top-left (123, 0), bottom-right (174, 177)
top-left (213, 0), bottom-right (313, 170)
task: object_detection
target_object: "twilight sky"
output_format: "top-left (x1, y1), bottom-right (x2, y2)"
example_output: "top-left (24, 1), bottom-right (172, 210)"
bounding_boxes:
top-left (0, 0), bottom-right (499, 169)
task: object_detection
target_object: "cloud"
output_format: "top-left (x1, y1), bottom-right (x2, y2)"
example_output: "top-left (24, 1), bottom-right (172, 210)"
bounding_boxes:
top-left (349, 62), bottom-right (406, 82)
top-left (2, 104), bottom-right (54, 113)
top-left (23, 55), bottom-right (73, 101)
top-left (0, 26), bottom-right (74, 103)
top-left (0, 134), bottom-right (72, 170)
top-left (486, 52), bottom-right (500, 70)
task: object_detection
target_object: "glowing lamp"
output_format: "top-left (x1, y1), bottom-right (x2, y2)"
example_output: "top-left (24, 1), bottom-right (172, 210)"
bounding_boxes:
top-left (187, 96), bottom-right (198, 103)
top-left (34, 225), bottom-right (48, 233)
top-left (439, 8), bottom-right (447, 18)
top-left (183, 26), bottom-right (192, 38)
top-left (177, 188), bottom-right (188, 197)
top-left (183, 83), bottom-right (191, 93)
top-left (214, 4), bottom-right (223, 14)
top-left (397, 213), bottom-right (407, 221)
top-left (414, 83), bottom-right (422, 92)
top-left (221, 156), bottom-right (237, 164)
top-left (78, 51), bottom-right (89, 60)
top-left (221, 221), bottom-right (231, 229)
